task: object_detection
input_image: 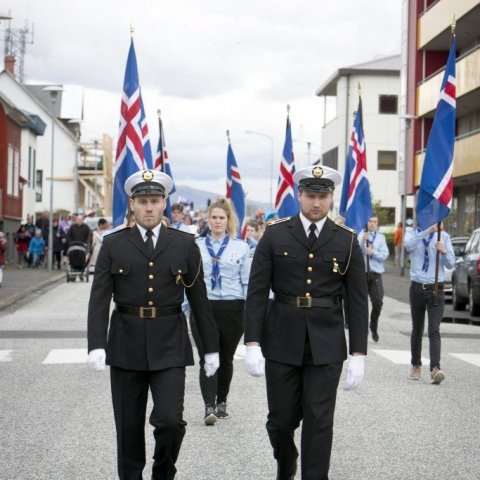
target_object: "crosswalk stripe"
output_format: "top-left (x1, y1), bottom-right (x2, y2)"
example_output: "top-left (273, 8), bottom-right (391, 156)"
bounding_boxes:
top-left (0, 350), bottom-right (13, 362)
top-left (42, 349), bottom-right (87, 364)
top-left (449, 353), bottom-right (480, 367)
top-left (372, 349), bottom-right (429, 365)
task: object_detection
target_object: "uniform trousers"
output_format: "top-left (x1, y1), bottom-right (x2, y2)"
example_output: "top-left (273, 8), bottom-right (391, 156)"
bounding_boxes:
top-left (190, 299), bottom-right (244, 406)
top-left (110, 366), bottom-right (186, 480)
top-left (409, 282), bottom-right (444, 370)
top-left (366, 272), bottom-right (384, 333)
top-left (265, 346), bottom-right (343, 480)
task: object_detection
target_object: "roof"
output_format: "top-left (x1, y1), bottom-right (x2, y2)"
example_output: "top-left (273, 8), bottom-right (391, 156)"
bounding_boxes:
top-left (316, 54), bottom-right (401, 97)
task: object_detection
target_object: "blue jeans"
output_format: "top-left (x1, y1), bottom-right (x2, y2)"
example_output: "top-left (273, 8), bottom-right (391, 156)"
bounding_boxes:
top-left (409, 282), bottom-right (444, 370)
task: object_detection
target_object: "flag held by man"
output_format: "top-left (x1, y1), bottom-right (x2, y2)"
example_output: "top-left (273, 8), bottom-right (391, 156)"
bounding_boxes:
top-left (339, 96), bottom-right (372, 233)
top-left (416, 37), bottom-right (456, 230)
top-left (226, 131), bottom-right (245, 238)
top-left (275, 105), bottom-right (299, 218)
top-left (112, 38), bottom-right (153, 227)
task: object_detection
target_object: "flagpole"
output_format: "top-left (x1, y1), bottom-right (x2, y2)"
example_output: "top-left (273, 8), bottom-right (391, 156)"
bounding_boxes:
top-left (433, 19), bottom-right (455, 304)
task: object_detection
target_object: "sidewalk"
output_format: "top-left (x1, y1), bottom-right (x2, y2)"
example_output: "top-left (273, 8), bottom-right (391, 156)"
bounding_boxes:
top-left (0, 263), bottom-right (65, 311)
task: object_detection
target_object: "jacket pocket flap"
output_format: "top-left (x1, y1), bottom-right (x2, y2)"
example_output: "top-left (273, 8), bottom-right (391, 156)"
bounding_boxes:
top-left (170, 263), bottom-right (189, 275)
top-left (274, 246), bottom-right (298, 258)
top-left (323, 252), bottom-right (346, 262)
top-left (111, 263), bottom-right (130, 275)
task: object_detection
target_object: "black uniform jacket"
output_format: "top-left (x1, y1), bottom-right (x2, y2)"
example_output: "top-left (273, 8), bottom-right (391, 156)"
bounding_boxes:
top-left (87, 225), bottom-right (218, 371)
top-left (245, 215), bottom-right (368, 366)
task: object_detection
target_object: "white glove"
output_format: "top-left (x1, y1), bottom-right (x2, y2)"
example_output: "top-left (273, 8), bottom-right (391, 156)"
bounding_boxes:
top-left (343, 355), bottom-right (365, 391)
top-left (244, 345), bottom-right (265, 377)
top-left (87, 348), bottom-right (106, 372)
top-left (204, 352), bottom-right (220, 377)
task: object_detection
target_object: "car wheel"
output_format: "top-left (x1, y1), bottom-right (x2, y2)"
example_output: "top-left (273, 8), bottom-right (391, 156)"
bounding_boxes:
top-left (468, 285), bottom-right (480, 316)
top-left (452, 279), bottom-right (466, 311)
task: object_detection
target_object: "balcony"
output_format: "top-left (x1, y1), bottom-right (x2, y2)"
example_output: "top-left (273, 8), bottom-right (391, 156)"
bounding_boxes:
top-left (414, 129), bottom-right (480, 186)
top-left (417, 46), bottom-right (480, 117)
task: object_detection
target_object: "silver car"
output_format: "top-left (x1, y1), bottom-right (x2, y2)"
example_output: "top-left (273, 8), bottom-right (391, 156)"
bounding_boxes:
top-left (444, 236), bottom-right (469, 299)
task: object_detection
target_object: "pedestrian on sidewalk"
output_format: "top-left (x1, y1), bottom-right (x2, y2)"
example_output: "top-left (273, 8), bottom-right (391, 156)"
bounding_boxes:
top-left (404, 222), bottom-right (455, 384)
top-left (0, 232), bottom-right (6, 287)
top-left (14, 225), bottom-right (30, 267)
top-left (28, 230), bottom-right (46, 268)
top-left (394, 221), bottom-right (403, 266)
top-left (192, 198), bottom-right (250, 425)
top-left (244, 165), bottom-right (368, 480)
top-left (358, 215), bottom-right (390, 342)
top-left (87, 169), bottom-right (219, 480)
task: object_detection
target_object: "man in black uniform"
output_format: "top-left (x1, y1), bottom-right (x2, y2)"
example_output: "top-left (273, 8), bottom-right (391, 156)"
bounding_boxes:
top-left (244, 165), bottom-right (368, 480)
top-left (87, 169), bottom-right (219, 480)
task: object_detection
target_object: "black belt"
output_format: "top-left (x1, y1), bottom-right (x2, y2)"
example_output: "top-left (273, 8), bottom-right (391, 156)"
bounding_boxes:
top-left (411, 281), bottom-right (444, 290)
top-left (115, 303), bottom-right (182, 318)
top-left (274, 294), bottom-right (340, 309)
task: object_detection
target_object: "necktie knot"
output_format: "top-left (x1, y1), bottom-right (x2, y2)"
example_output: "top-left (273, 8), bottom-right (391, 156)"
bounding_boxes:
top-left (146, 229), bottom-right (153, 238)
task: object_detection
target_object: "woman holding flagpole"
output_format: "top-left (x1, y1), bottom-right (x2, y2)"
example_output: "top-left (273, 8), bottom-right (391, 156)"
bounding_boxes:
top-left (191, 197), bottom-right (250, 425)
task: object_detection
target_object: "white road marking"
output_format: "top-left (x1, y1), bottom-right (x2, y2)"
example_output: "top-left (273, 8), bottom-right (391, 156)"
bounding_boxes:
top-left (449, 353), bottom-right (480, 368)
top-left (372, 349), bottom-right (429, 365)
top-left (234, 344), bottom-right (246, 360)
top-left (0, 350), bottom-right (13, 362)
top-left (42, 348), bottom-right (88, 364)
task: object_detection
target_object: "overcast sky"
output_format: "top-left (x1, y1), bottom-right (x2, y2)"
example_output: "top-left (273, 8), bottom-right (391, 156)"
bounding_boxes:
top-left (3, 0), bottom-right (402, 205)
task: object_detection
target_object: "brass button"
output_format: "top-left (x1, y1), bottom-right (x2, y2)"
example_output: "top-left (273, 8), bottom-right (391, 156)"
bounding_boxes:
top-left (307, 266), bottom-right (312, 272)
top-left (119, 268), bottom-right (123, 273)
top-left (148, 300), bottom-right (154, 306)
top-left (178, 269), bottom-right (182, 273)
top-left (308, 253), bottom-right (314, 259)
top-left (306, 279), bottom-right (312, 285)
top-left (305, 292), bottom-right (311, 297)
top-left (149, 261), bottom-right (154, 267)
top-left (284, 252), bottom-right (288, 256)
top-left (149, 274), bottom-right (154, 280)
top-left (148, 287), bottom-right (153, 293)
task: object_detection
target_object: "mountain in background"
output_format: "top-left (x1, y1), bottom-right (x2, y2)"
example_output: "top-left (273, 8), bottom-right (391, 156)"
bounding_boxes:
top-left (173, 185), bottom-right (269, 215)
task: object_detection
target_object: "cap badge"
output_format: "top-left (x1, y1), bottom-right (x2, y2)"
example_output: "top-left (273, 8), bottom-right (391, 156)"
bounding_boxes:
top-left (312, 166), bottom-right (323, 178)
top-left (142, 170), bottom-right (154, 182)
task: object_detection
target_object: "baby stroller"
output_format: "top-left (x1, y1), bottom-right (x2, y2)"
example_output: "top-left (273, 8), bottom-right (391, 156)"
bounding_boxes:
top-left (66, 241), bottom-right (90, 282)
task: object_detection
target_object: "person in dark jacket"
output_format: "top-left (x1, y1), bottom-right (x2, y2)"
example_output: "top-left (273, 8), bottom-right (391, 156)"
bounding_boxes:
top-left (87, 169), bottom-right (219, 480)
top-left (244, 165), bottom-right (368, 480)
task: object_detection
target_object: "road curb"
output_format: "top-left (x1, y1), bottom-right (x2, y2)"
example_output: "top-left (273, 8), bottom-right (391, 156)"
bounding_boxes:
top-left (0, 272), bottom-right (65, 311)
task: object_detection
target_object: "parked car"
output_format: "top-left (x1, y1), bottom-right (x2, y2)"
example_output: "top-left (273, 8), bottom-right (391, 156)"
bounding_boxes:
top-left (452, 228), bottom-right (480, 315)
top-left (444, 236), bottom-right (469, 299)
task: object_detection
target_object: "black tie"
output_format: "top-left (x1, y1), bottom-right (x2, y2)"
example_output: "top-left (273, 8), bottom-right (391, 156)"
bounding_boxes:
top-left (145, 230), bottom-right (155, 257)
top-left (308, 223), bottom-right (317, 246)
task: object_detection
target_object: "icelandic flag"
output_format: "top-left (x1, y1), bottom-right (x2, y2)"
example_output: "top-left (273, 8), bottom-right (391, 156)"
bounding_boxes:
top-left (339, 96), bottom-right (372, 233)
top-left (154, 111), bottom-right (176, 222)
top-left (416, 38), bottom-right (456, 230)
top-left (226, 140), bottom-right (245, 238)
top-left (112, 39), bottom-right (152, 227)
top-left (275, 112), bottom-right (299, 218)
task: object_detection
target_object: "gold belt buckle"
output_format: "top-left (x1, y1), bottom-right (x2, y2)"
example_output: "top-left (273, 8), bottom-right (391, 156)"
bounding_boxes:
top-left (296, 296), bottom-right (312, 308)
top-left (139, 306), bottom-right (156, 318)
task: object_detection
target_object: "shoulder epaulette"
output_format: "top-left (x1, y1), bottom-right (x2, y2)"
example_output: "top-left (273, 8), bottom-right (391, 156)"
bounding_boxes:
top-left (267, 216), bottom-right (291, 226)
top-left (167, 226), bottom-right (195, 236)
top-left (336, 223), bottom-right (356, 234)
top-left (104, 226), bottom-right (130, 237)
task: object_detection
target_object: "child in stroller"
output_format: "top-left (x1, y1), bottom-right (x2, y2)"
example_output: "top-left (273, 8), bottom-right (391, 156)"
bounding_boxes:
top-left (66, 241), bottom-right (90, 282)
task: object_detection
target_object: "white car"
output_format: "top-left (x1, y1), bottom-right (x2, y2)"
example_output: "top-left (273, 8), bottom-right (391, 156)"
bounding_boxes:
top-left (444, 236), bottom-right (469, 298)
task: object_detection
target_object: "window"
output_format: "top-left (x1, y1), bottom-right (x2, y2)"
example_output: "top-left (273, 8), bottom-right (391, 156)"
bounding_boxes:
top-left (379, 95), bottom-right (398, 114)
top-left (7, 146), bottom-right (13, 195)
top-left (36, 169), bottom-right (43, 202)
top-left (13, 149), bottom-right (19, 196)
top-left (378, 151), bottom-right (397, 170)
top-left (322, 147), bottom-right (338, 169)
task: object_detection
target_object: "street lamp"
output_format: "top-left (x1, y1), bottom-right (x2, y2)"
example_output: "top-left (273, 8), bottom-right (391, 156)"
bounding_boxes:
top-left (43, 85), bottom-right (63, 272)
top-left (245, 130), bottom-right (275, 208)
top-left (67, 119), bottom-right (82, 213)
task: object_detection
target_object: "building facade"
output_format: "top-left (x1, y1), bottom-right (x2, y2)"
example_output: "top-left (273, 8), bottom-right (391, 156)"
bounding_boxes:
top-left (405, 0), bottom-right (480, 236)
top-left (316, 55), bottom-right (412, 227)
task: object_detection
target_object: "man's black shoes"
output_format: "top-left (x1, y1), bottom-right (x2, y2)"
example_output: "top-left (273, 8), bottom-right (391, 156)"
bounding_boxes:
top-left (204, 405), bottom-right (217, 426)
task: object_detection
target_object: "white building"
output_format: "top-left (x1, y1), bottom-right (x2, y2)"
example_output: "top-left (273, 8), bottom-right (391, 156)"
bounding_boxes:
top-left (316, 55), bottom-right (412, 227)
top-left (0, 70), bottom-right (81, 219)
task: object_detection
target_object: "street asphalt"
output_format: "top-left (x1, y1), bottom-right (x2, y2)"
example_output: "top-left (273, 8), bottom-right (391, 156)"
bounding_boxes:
top-left (0, 260), bottom-right (479, 479)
